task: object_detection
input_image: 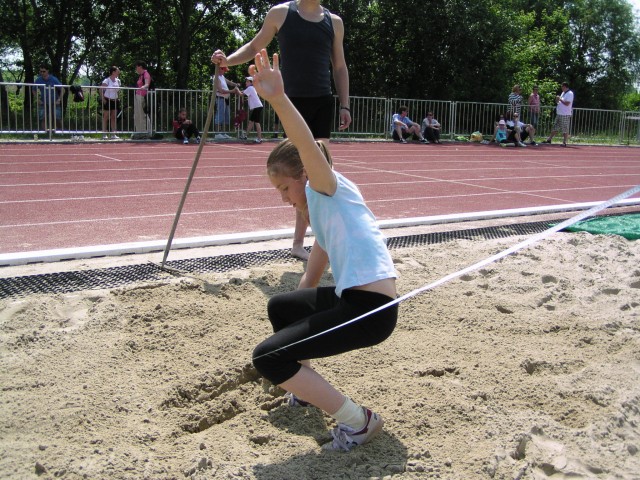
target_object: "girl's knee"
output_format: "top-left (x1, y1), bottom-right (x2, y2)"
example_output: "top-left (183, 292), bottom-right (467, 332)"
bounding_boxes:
top-left (267, 294), bottom-right (290, 328)
top-left (251, 343), bottom-right (281, 383)
top-left (251, 343), bottom-right (270, 378)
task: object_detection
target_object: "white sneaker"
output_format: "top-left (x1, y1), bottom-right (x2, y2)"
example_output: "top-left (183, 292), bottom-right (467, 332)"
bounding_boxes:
top-left (214, 133), bottom-right (225, 139)
top-left (518, 142), bottom-right (527, 147)
top-left (110, 134), bottom-right (120, 140)
top-left (322, 407), bottom-right (384, 452)
top-left (254, 138), bottom-right (263, 144)
top-left (102, 134), bottom-right (108, 140)
top-left (183, 138), bottom-right (189, 144)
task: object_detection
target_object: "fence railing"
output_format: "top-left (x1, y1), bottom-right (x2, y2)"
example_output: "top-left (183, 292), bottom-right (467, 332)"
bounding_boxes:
top-left (1, 82), bottom-right (639, 144)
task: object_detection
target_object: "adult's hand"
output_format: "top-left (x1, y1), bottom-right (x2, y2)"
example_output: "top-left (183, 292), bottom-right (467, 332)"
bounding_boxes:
top-left (211, 50), bottom-right (228, 67)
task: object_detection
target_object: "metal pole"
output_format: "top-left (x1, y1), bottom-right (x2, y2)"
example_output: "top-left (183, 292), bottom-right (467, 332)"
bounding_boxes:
top-left (160, 65), bottom-right (219, 268)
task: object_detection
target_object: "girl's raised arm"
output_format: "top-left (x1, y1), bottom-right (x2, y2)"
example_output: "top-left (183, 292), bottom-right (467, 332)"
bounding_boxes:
top-left (250, 50), bottom-right (336, 196)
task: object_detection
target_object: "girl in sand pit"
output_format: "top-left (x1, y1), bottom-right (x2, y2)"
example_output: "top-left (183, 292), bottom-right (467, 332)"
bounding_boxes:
top-left (249, 49), bottom-right (398, 452)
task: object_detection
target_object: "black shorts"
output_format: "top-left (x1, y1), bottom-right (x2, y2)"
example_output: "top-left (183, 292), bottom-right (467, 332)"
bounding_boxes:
top-left (103, 98), bottom-right (120, 111)
top-left (289, 95), bottom-right (333, 139)
top-left (249, 107), bottom-right (263, 123)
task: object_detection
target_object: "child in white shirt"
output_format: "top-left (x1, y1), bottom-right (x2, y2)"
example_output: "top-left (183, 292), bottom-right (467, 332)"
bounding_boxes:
top-left (243, 77), bottom-right (264, 143)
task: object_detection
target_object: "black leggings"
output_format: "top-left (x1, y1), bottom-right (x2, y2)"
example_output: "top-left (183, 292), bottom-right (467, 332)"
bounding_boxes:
top-left (252, 287), bottom-right (398, 384)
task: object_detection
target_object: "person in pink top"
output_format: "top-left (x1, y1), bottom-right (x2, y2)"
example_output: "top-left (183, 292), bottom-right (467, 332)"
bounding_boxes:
top-left (134, 61), bottom-right (152, 135)
top-left (528, 85), bottom-right (540, 130)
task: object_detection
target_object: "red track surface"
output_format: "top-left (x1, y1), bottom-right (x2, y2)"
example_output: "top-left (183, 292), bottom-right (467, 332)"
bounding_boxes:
top-left (1, 141), bottom-right (639, 255)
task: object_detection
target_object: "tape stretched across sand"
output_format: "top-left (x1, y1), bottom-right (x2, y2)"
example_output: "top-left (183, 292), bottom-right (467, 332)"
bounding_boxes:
top-left (253, 184), bottom-right (640, 361)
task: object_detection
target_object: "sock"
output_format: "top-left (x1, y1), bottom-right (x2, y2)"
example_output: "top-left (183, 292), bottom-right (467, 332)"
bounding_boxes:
top-left (331, 397), bottom-right (366, 430)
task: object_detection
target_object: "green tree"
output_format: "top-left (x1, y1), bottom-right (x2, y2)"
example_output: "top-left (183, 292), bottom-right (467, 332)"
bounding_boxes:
top-left (566, 0), bottom-right (640, 108)
top-left (2, 0), bottom-right (639, 109)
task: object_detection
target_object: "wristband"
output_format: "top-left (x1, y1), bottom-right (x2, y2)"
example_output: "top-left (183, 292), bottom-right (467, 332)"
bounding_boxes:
top-left (340, 106), bottom-right (351, 112)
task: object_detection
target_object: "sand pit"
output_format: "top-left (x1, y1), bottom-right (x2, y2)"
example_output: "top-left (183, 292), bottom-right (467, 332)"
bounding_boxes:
top-left (1, 230), bottom-right (639, 479)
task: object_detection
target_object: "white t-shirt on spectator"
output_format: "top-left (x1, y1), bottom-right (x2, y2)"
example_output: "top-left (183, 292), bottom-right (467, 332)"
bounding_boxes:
top-left (243, 86), bottom-right (263, 110)
top-left (557, 90), bottom-right (574, 116)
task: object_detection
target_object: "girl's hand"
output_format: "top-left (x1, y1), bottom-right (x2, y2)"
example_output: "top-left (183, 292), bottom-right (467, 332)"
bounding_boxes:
top-left (248, 49), bottom-right (284, 103)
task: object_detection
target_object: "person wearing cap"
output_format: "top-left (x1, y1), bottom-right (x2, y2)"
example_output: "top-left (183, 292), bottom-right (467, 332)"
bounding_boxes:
top-left (492, 119), bottom-right (510, 145)
top-left (243, 77), bottom-right (264, 143)
top-left (215, 65), bottom-right (242, 139)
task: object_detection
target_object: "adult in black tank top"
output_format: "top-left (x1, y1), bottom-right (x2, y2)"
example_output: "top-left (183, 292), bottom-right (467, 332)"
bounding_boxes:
top-left (211, 0), bottom-right (351, 260)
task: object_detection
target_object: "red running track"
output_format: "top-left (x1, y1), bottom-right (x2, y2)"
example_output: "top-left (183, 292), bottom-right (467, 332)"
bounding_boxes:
top-left (0, 141), bottom-right (639, 256)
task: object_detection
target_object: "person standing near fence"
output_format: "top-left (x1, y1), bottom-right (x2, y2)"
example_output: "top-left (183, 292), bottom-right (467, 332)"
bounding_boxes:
top-left (101, 66), bottom-right (121, 140)
top-left (543, 82), bottom-right (574, 147)
top-left (33, 65), bottom-right (64, 133)
top-left (214, 66), bottom-right (242, 139)
top-left (133, 61), bottom-right (151, 137)
top-left (211, 0), bottom-right (351, 261)
top-left (507, 84), bottom-right (523, 115)
top-left (243, 77), bottom-right (264, 143)
top-left (528, 85), bottom-right (540, 130)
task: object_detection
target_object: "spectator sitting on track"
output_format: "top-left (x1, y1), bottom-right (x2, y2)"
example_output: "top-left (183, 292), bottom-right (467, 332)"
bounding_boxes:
top-left (506, 112), bottom-right (536, 145)
top-left (172, 108), bottom-right (201, 144)
top-left (421, 112), bottom-right (441, 144)
top-left (492, 119), bottom-right (525, 148)
top-left (391, 106), bottom-right (428, 144)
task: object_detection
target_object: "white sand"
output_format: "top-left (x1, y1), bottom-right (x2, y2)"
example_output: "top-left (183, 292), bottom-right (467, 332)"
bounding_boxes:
top-left (1, 230), bottom-right (639, 479)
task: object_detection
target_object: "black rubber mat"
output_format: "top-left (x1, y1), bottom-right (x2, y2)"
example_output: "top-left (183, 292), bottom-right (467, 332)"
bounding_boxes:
top-left (0, 220), bottom-right (553, 299)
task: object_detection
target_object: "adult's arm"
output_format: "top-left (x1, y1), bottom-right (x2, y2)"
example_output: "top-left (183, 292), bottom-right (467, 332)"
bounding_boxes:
top-left (213, 5), bottom-right (288, 67)
top-left (329, 13), bottom-right (351, 129)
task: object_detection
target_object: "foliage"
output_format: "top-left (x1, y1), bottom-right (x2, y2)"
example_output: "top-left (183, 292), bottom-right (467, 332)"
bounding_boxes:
top-left (1, 0), bottom-right (639, 109)
top-left (621, 91), bottom-right (640, 110)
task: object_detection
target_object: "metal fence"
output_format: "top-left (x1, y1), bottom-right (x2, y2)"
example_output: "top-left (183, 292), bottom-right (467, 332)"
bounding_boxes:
top-left (1, 82), bottom-right (639, 144)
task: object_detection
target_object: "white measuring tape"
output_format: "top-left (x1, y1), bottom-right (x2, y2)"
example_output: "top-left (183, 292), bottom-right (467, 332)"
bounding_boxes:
top-left (253, 184), bottom-right (640, 361)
